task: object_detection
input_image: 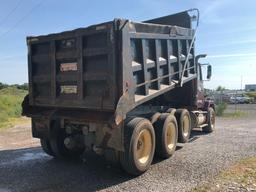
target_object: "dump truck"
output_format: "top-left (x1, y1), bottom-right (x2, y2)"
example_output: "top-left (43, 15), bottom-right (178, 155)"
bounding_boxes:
top-left (22, 9), bottom-right (215, 175)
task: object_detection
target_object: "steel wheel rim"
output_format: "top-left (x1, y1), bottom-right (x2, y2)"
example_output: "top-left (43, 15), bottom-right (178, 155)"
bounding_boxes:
top-left (183, 115), bottom-right (190, 137)
top-left (135, 129), bottom-right (152, 165)
top-left (166, 122), bottom-right (176, 150)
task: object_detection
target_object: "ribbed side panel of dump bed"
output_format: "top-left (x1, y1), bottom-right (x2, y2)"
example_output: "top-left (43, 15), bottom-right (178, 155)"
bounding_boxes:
top-left (121, 21), bottom-right (197, 107)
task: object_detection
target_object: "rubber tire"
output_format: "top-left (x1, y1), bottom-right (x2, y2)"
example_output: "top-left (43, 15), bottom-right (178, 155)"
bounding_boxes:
top-left (154, 113), bottom-right (178, 159)
top-left (166, 108), bottom-right (176, 115)
top-left (49, 121), bottom-right (83, 159)
top-left (175, 109), bottom-right (192, 143)
top-left (203, 107), bottom-right (215, 133)
top-left (120, 117), bottom-right (155, 176)
top-left (40, 139), bottom-right (54, 157)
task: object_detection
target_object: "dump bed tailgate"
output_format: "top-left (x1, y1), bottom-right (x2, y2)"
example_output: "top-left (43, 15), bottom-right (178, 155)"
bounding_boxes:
top-left (27, 22), bottom-right (117, 111)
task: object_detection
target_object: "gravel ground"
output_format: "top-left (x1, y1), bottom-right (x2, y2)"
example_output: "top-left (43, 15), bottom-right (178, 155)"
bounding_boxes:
top-left (0, 104), bottom-right (255, 192)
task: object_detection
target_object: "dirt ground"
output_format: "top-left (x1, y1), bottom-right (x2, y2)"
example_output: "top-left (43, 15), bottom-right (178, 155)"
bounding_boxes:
top-left (0, 104), bottom-right (255, 192)
top-left (0, 123), bottom-right (38, 150)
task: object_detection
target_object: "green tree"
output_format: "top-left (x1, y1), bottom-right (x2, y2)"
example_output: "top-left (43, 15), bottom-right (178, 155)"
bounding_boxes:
top-left (216, 86), bottom-right (225, 92)
top-left (17, 83), bottom-right (28, 90)
top-left (0, 82), bottom-right (8, 90)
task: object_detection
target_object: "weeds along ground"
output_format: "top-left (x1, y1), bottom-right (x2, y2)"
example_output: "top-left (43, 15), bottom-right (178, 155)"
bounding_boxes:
top-left (0, 87), bottom-right (28, 128)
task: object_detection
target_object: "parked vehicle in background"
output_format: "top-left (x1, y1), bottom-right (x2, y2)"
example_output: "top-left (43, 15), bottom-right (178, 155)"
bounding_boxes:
top-left (22, 9), bottom-right (215, 175)
top-left (230, 96), bottom-right (251, 104)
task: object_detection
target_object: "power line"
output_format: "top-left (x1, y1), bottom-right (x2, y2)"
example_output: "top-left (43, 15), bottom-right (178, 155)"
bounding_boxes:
top-left (0, 0), bottom-right (44, 39)
top-left (0, 0), bottom-right (24, 26)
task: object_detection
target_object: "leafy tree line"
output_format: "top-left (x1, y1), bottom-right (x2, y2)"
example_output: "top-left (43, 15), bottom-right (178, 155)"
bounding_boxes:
top-left (0, 82), bottom-right (28, 90)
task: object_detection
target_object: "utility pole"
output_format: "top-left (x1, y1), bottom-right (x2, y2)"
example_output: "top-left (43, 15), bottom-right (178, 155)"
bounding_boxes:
top-left (241, 75), bottom-right (243, 91)
top-left (235, 89), bottom-right (237, 112)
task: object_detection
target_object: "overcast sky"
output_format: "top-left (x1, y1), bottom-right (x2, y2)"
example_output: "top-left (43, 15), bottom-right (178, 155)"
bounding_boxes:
top-left (0, 0), bottom-right (255, 89)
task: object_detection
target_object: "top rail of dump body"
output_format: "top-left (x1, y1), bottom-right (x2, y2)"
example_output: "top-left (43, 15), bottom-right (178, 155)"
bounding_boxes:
top-left (26, 10), bottom-right (198, 120)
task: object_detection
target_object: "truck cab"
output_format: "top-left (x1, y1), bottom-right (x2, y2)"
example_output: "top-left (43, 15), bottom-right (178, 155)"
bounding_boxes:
top-left (196, 54), bottom-right (215, 111)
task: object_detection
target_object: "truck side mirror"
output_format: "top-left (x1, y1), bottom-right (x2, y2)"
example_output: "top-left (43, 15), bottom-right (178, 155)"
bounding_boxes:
top-left (207, 65), bottom-right (212, 79)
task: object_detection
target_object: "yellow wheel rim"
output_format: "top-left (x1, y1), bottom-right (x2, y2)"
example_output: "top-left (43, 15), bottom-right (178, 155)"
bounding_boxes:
top-left (182, 115), bottom-right (190, 138)
top-left (135, 129), bottom-right (152, 165)
top-left (166, 122), bottom-right (176, 150)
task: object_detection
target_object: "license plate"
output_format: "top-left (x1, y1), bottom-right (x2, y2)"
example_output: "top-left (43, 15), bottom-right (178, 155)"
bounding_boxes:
top-left (60, 85), bottom-right (77, 94)
top-left (60, 62), bottom-right (77, 72)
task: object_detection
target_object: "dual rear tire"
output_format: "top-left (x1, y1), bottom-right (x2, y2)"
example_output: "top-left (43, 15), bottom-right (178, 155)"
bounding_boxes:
top-left (120, 118), bottom-right (155, 175)
top-left (40, 121), bottom-right (84, 159)
top-left (40, 139), bottom-right (54, 156)
top-left (120, 114), bottom-right (178, 175)
top-left (154, 113), bottom-right (178, 158)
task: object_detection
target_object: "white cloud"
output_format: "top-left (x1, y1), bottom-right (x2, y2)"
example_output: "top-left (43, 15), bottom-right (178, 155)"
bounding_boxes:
top-left (208, 53), bottom-right (256, 58)
top-left (0, 54), bottom-right (24, 61)
top-left (203, 39), bottom-right (256, 48)
top-left (204, 59), bottom-right (256, 89)
top-left (197, 0), bottom-right (233, 24)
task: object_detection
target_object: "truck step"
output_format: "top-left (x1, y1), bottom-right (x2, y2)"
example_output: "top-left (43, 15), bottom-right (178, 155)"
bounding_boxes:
top-left (198, 123), bottom-right (208, 128)
top-left (192, 110), bottom-right (208, 114)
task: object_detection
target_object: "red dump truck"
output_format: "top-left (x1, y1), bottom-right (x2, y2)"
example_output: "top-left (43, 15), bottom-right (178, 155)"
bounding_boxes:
top-left (22, 9), bottom-right (215, 175)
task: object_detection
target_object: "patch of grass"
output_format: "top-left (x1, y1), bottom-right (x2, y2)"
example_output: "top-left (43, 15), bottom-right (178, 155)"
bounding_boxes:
top-left (192, 157), bottom-right (256, 192)
top-left (220, 157), bottom-right (256, 181)
top-left (0, 87), bottom-right (28, 128)
top-left (223, 110), bottom-right (248, 118)
top-left (216, 102), bottom-right (227, 116)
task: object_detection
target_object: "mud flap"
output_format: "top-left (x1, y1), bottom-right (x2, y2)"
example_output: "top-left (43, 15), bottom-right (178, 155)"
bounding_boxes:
top-left (98, 90), bottom-right (135, 152)
top-left (32, 117), bottom-right (51, 139)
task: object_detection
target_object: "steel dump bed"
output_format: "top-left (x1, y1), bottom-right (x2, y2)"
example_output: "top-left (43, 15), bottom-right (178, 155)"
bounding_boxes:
top-left (27, 12), bottom-right (196, 113)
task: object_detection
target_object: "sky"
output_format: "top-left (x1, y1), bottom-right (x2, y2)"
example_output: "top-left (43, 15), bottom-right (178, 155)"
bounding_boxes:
top-left (0, 0), bottom-right (255, 90)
